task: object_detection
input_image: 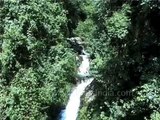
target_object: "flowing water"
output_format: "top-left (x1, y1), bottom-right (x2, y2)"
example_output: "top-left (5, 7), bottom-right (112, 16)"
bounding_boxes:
top-left (60, 50), bottom-right (93, 120)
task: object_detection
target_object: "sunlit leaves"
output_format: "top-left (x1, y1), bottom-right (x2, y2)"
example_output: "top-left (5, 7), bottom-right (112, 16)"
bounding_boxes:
top-left (106, 4), bottom-right (131, 40)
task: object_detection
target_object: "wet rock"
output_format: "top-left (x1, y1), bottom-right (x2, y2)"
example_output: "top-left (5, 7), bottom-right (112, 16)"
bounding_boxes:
top-left (67, 37), bottom-right (84, 54)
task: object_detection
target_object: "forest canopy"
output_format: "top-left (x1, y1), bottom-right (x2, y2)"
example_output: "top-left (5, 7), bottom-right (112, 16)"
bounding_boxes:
top-left (0, 0), bottom-right (160, 120)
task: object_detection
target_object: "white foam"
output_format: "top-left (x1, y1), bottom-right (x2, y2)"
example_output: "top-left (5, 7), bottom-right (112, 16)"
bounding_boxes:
top-left (60, 50), bottom-right (93, 120)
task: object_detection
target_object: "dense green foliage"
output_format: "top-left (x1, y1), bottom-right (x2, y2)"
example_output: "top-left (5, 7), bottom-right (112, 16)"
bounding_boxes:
top-left (1, 0), bottom-right (160, 120)
top-left (75, 0), bottom-right (160, 120)
top-left (0, 0), bottom-right (77, 119)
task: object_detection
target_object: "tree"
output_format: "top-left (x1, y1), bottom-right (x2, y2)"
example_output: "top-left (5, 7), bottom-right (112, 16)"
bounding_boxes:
top-left (0, 0), bottom-right (77, 119)
top-left (77, 1), bottom-right (160, 120)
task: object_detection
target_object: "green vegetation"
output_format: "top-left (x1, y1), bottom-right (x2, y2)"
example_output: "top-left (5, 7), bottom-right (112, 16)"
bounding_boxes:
top-left (0, 0), bottom-right (76, 119)
top-left (76, 1), bottom-right (160, 120)
top-left (1, 0), bottom-right (160, 120)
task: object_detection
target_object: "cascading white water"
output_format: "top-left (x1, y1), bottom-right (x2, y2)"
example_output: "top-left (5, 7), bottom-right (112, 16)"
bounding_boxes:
top-left (60, 50), bottom-right (93, 120)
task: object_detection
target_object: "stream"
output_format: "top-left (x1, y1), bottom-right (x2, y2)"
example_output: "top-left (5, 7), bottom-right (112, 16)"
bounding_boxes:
top-left (59, 49), bottom-right (93, 120)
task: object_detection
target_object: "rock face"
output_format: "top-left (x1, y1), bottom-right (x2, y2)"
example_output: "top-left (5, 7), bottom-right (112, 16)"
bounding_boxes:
top-left (67, 37), bottom-right (84, 54)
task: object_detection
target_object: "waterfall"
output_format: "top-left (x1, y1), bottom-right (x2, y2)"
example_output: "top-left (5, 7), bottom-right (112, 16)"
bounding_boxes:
top-left (60, 50), bottom-right (93, 120)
